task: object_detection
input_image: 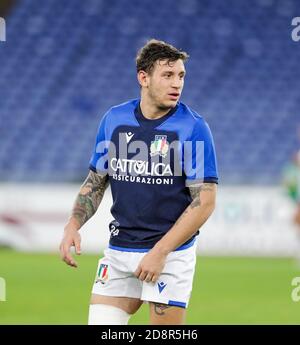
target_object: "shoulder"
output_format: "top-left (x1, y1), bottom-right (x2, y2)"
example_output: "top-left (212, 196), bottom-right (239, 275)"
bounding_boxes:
top-left (109, 98), bottom-right (139, 116)
top-left (101, 98), bottom-right (139, 124)
top-left (177, 102), bottom-right (211, 137)
top-left (96, 99), bottom-right (138, 126)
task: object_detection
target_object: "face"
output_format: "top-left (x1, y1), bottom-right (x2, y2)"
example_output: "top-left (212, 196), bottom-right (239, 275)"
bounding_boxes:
top-left (139, 59), bottom-right (186, 110)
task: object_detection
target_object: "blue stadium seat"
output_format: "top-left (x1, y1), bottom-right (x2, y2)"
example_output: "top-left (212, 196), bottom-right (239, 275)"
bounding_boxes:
top-left (0, 0), bottom-right (299, 183)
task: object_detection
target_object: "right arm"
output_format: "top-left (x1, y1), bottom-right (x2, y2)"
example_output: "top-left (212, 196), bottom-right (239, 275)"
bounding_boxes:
top-left (59, 170), bottom-right (109, 267)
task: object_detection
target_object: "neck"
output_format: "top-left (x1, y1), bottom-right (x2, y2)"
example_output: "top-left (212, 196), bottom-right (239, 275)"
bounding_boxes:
top-left (140, 98), bottom-right (172, 120)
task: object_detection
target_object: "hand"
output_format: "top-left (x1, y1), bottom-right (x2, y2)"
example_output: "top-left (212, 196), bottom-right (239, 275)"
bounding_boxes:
top-left (134, 248), bottom-right (168, 283)
top-left (59, 227), bottom-right (81, 268)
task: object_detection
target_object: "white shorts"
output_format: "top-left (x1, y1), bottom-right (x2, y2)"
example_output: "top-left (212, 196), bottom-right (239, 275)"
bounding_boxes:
top-left (91, 243), bottom-right (197, 308)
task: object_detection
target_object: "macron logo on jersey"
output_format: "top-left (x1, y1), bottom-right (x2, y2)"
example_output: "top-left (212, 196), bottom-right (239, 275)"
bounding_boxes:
top-left (125, 132), bottom-right (134, 143)
top-left (157, 281), bottom-right (167, 294)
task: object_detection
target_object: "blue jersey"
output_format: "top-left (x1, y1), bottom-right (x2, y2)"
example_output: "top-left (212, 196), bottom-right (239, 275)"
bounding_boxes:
top-left (89, 99), bottom-right (218, 251)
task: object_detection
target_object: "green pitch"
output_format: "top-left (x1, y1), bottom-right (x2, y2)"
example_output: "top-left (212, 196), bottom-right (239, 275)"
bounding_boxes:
top-left (0, 249), bottom-right (300, 324)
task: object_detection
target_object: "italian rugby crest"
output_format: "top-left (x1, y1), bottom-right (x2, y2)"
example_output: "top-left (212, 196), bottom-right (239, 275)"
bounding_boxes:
top-left (150, 135), bottom-right (169, 158)
top-left (95, 262), bottom-right (109, 284)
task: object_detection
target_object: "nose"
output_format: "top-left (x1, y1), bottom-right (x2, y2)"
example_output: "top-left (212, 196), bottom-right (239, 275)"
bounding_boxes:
top-left (171, 77), bottom-right (183, 89)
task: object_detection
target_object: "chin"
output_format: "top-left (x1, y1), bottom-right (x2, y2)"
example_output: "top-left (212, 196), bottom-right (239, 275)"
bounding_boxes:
top-left (160, 100), bottom-right (177, 110)
top-left (167, 100), bottom-right (178, 108)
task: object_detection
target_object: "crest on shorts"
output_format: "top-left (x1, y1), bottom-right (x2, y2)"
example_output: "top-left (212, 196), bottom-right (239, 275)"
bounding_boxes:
top-left (95, 263), bottom-right (109, 284)
top-left (150, 135), bottom-right (169, 158)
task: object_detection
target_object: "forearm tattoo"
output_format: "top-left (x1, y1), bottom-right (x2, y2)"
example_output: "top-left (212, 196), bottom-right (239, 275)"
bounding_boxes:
top-left (175, 183), bottom-right (215, 226)
top-left (71, 171), bottom-right (109, 227)
top-left (153, 303), bottom-right (172, 316)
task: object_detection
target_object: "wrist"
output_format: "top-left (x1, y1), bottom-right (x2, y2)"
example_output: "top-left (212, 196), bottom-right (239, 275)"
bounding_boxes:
top-left (153, 241), bottom-right (172, 256)
top-left (64, 217), bottom-right (81, 233)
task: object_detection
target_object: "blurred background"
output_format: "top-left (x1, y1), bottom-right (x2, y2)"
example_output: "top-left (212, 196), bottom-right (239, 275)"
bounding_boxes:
top-left (0, 0), bottom-right (300, 324)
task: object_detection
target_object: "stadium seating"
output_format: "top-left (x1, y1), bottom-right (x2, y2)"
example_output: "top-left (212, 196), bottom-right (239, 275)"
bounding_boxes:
top-left (0, 0), bottom-right (299, 184)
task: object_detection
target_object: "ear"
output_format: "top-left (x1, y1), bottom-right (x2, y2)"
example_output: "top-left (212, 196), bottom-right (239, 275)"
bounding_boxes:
top-left (137, 70), bottom-right (149, 88)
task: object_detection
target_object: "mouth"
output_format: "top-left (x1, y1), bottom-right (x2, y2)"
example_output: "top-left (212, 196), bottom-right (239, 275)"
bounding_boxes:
top-left (168, 93), bottom-right (180, 100)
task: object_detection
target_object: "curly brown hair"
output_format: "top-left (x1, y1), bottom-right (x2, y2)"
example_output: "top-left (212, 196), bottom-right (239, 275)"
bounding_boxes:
top-left (136, 39), bottom-right (189, 74)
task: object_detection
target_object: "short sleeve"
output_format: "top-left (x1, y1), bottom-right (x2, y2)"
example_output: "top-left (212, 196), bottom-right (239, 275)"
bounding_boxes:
top-left (89, 110), bottom-right (110, 175)
top-left (184, 119), bottom-right (219, 186)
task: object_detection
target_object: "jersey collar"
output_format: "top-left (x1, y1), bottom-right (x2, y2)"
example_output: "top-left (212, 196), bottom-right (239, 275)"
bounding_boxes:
top-left (134, 100), bottom-right (178, 128)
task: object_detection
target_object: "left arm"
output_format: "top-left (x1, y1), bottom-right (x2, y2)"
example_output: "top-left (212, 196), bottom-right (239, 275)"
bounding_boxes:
top-left (134, 182), bottom-right (217, 282)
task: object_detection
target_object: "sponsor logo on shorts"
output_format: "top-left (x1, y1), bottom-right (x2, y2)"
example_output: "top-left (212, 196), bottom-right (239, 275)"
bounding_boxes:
top-left (157, 281), bottom-right (167, 294)
top-left (95, 263), bottom-right (109, 284)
